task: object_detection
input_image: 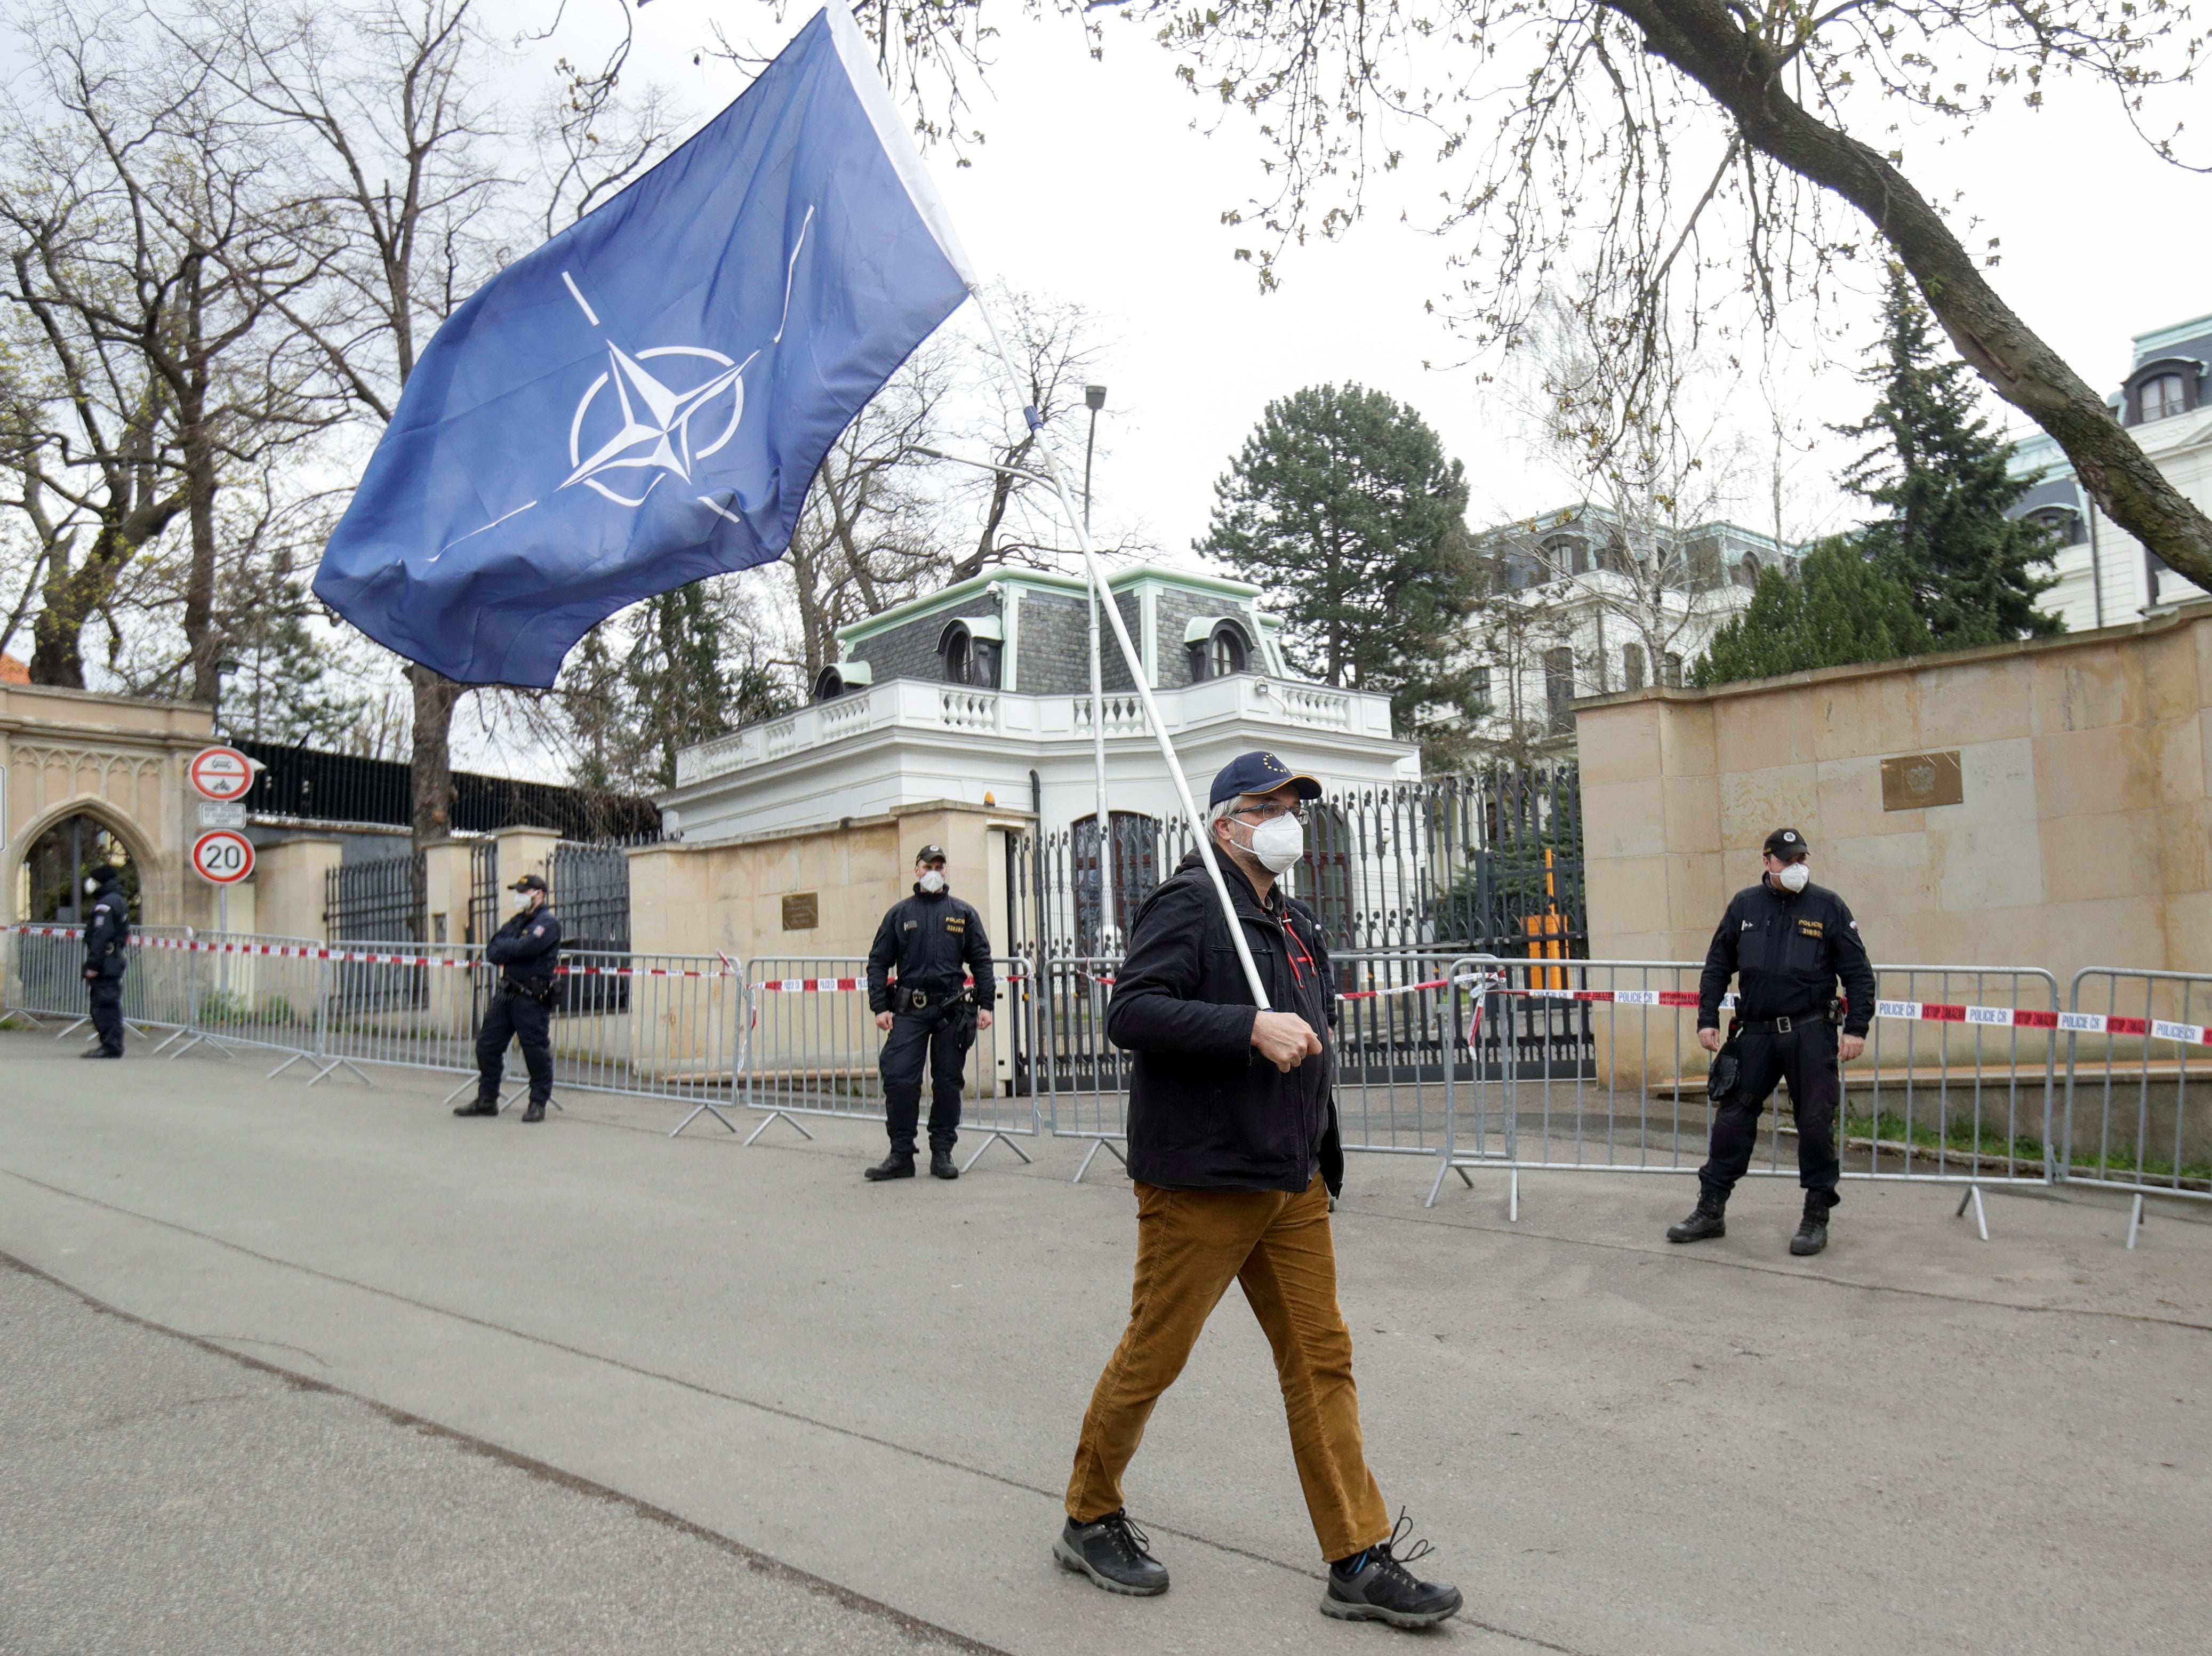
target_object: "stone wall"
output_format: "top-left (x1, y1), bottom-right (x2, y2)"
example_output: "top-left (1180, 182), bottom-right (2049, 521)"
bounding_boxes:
top-left (1576, 601), bottom-right (2212, 986)
top-left (626, 800), bottom-right (1023, 970)
top-left (1, 682), bottom-right (215, 927)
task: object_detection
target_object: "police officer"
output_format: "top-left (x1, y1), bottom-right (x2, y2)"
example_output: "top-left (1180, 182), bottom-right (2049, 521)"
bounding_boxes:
top-left (456, 873), bottom-right (563, 1123)
top-left (79, 862), bottom-right (131, 1059)
top-left (1671, 828), bottom-right (1876, 1256)
top-left (864, 844), bottom-right (995, 1182)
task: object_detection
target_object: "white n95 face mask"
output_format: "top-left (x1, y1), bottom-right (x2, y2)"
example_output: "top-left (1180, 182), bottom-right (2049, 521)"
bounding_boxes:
top-left (83, 877), bottom-right (98, 895)
top-left (1246, 814), bottom-right (1306, 874)
top-left (918, 870), bottom-right (947, 894)
top-left (1777, 862), bottom-right (1811, 893)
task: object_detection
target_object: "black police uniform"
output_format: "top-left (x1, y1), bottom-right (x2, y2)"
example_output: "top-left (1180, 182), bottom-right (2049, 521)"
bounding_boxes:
top-left (866, 884), bottom-right (996, 1158)
top-left (1696, 877), bottom-right (1876, 1207)
top-left (474, 904), bottom-right (563, 1112)
top-left (82, 876), bottom-right (131, 1057)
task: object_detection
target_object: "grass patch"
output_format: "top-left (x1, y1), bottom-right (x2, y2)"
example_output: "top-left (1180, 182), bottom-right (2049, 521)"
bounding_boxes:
top-left (1844, 1109), bottom-right (2212, 1184)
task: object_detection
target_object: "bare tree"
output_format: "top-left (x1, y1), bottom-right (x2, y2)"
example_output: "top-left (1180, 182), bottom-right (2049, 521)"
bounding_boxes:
top-left (892, 3), bottom-right (2212, 590)
top-left (949, 287), bottom-right (1118, 582)
top-left (780, 341), bottom-right (962, 681)
top-left (176, 0), bottom-right (664, 848)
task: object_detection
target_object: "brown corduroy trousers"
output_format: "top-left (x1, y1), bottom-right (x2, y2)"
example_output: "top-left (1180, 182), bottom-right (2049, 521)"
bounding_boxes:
top-left (1064, 1174), bottom-right (1392, 1562)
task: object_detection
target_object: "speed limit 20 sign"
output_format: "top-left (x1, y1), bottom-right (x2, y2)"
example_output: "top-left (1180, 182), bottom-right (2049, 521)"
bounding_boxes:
top-left (188, 746), bottom-right (256, 803)
top-left (191, 829), bottom-right (255, 886)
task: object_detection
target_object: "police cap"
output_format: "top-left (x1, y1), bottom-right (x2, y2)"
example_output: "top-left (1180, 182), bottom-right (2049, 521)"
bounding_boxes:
top-left (1209, 750), bottom-right (1323, 809)
top-left (510, 873), bottom-right (549, 892)
top-left (913, 844), bottom-right (948, 866)
top-left (1762, 828), bottom-right (1810, 860)
top-left (85, 863), bottom-right (121, 884)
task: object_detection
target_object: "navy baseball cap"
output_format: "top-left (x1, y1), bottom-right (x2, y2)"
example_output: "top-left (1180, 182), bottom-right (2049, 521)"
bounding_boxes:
top-left (1763, 828), bottom-right (1810, 859)
top-left (1209, 751), bottom-right (1323, 808)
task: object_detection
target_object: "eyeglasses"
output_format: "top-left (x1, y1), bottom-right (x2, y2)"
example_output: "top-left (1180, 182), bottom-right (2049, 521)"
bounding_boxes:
top-left (1233, 801), bottom-right (1307, 824)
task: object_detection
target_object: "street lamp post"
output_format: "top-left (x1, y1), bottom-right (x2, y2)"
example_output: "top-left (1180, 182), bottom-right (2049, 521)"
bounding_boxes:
top-left (1080, 386), bottom-right (1116, 955)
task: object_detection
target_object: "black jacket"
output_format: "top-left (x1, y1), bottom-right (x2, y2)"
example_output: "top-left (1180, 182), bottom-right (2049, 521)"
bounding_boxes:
top-left (83, 879), bottom-right (130, 979)
top-left (485, 905), bottom-right (563, 985)
top-left (1698, 879), bottom-right (1876, 1036)
top-left (867, 886), bottom-right (995, 1012)
top-left (1107, 849), bottom-right (1341, 1195)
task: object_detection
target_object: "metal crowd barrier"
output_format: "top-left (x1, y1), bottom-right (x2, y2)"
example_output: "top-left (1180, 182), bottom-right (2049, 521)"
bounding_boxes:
top-left (169, 931), bottom-right (335, 1063)
top-left (2063, 967), bottom-right (2212, 1246)
top-left (1033, 956), bottom-right (1129, 1182)
top-left (1032, 949), bottom-right (1492, 1186)
top-left (731, 955), bottom-right (1035, 1171)
top-left (7, 923), bottom-right (228, 1051)
top-left (1432, 957), bottom-right (2062, 1234)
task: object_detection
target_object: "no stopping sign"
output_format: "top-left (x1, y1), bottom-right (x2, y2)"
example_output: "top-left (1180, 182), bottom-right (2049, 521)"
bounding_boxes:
top-left (191, 829), bottom-right (255, 885)
top-left (188, 746), bottom-right (255, 802)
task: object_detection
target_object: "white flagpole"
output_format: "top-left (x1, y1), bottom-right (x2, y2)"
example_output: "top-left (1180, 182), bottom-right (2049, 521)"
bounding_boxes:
top-left (1086, 543), bottom-right (1117, 958)
top-left (966, 290), bottom-right (1270, 1012)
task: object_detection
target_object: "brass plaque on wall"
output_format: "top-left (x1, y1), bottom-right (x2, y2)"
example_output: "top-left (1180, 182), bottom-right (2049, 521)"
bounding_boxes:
top-left (781, 892), bottom-right (820, 931)
top-left (1880, 751), bottom-right (1963, 812)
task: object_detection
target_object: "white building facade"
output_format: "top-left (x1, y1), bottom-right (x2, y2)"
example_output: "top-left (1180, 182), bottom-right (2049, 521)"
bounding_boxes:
top-left (1458, 504), bottom-right (1789, 751)
top-left (2010, 311), bottom-right (2212, 630)
top-left (659, 564), bottom-right (1418, 846)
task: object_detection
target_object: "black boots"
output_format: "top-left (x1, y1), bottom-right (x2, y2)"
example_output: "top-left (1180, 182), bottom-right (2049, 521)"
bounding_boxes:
top-left (453, 1099), bottom-right (498, 1117)
top-left (864, 1151), bottom-right (916, 1181)
top-left (1054, 1510), bottom-right (1169, 1596)
top-left (930, 1149), bottom-right (959, 1180)
top-left (1666, 1189), bottom-right (1727, 1243)
top-left (521, 1101), bottom-right (546, 1123)
top-left (1791, 1193), bottom-right (1831, 1256)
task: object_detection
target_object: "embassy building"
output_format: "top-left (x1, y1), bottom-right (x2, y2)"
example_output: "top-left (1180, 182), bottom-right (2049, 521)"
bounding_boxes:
top-left (2009, 310), bottom-right (2212, 629)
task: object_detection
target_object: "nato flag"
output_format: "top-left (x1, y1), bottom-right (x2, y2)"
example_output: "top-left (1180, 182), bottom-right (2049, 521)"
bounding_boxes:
top-left (312, 6), bottom-right (973, 687)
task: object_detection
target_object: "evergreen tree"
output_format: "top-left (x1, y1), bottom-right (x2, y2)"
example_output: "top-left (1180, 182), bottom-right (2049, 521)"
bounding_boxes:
top-left (1694, 540), bottom-right (1934, 686)
top-left (1839, 267), bottom-right (2062, 646)
top-left (1198, 384), bottom-right (1485, 759)
top-left (560, 582), bottom-right (795, 793)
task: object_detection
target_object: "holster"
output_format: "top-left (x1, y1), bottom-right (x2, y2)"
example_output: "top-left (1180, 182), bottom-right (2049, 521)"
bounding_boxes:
top-left (1706, 1023), bottom-right (1743, 1105)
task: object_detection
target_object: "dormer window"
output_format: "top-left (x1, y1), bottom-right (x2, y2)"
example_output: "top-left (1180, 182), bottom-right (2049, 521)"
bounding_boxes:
top-left (937, 618), bottom-right (1001, 687)
top-left (1543, 535), bottom-right (1588, 577)
top-left (1184, 617), bottom-right (1253, 681)
top-left (812, 660), bottom-right (873, 702)
top-left (2024, 506), bottom-right (2085, 547)
top-left (2125, 358), bottom-right (2201, 425)
top-left (2142, 373), bottom-right (2187, 422)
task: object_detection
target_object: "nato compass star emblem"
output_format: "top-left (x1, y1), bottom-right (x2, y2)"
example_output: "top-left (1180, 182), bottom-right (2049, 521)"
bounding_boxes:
top-left (563, 342), bottom-right (746, 507)
top-left (425, 210), bottom-right (815, 562)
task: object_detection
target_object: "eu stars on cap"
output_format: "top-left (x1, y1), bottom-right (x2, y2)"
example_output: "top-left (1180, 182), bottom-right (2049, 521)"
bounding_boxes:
top-left (1209, 751), bottom-right (1324, 808)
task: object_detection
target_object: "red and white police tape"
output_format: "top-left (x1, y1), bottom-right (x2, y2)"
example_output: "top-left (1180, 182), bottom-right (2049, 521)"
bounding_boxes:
top-left (5, 925), bottom-right (733, 980)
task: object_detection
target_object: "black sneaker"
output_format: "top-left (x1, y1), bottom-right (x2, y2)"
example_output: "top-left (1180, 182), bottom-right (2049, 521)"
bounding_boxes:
top-left (863, 1153), bottom-right (916, 1181)
top-left (1320, 1513), bottom-right (1462, 1629)
top-left (1054, 1510), bottom-right (1169, 1596)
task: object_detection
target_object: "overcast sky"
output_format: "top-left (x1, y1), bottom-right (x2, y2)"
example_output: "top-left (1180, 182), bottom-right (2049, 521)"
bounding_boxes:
top-left (442, 1), bottom-right (2207, 773)
top-left (595, 2), bottom-right (2208, 558)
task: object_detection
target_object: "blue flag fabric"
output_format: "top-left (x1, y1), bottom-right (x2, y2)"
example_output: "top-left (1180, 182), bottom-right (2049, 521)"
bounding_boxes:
top-left (313, 6), bottom-right (974, 687)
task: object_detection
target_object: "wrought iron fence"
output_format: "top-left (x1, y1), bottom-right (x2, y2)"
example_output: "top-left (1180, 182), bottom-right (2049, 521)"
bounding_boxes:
top-left (1016, 765), bottom-right (1584, 994)
top-left (324, 852), bottom-right (426, 944)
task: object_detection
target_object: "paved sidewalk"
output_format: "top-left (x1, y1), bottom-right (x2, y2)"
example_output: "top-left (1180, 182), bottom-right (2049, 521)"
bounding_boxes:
top-left (0, 1262), bottom-right (983, 1656)
top-left (2, 1028), bottom-right (2207, 1654)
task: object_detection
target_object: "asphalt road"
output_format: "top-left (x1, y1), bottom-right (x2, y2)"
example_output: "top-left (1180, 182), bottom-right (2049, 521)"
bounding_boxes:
top-left (2, 1027), bottom-right (2206, 1654)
